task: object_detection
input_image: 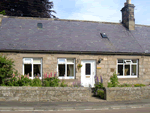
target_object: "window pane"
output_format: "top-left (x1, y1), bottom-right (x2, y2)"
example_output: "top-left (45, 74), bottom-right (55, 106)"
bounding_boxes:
top-left (118, 65), bottom-right (123, 76)
top-left (33, 59), bottom-right (41, 64)
top-left (67, 59), bottom-right (74, 63)
top-left (58, 64), bottom-right (65, 77)
top-left (24, 58), bottom-right (31, 63)
top-left (118, 59), bottom-right (123, 63)
top-left (24, 64), bottom-right (32, 77)
top-left (132, 60), bottom-right (137, 63)
top-left (85, 63), bottom-right (91, 75)
top-left (132, 65), bottom-right (137, 76)
top-left (58, 59), bottom-right (65, 63)
top-left (34, 64), bottom-right (41, 77)
top-left (125, 65), bottom-right (130, 76)
top-left (67, 64), bottom-right (74, 76)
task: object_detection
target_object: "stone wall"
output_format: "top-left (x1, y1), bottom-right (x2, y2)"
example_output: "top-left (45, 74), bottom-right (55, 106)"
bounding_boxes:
top-left (0, 86), bottom-right (91, 102)
top-left (1, 52), bottom-right (150, 87)
top-left (105, 86), bottom-right (150, 101)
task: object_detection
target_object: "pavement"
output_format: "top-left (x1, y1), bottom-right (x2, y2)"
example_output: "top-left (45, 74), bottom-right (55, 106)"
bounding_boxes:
top-left (0, 97), bottom-right (150, 111)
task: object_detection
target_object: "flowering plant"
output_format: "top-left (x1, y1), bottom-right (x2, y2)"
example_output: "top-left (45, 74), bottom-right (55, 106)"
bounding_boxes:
top-left (72, 80), bottom-right (83, 87)
top-left (77, 64), bottom-right (82, 69)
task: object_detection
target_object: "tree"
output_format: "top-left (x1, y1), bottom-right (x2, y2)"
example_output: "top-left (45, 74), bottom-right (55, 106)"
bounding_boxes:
top-left (0, 0), bottom-right (57, 18)
top-left (0, 54), bottom-right (18, 85)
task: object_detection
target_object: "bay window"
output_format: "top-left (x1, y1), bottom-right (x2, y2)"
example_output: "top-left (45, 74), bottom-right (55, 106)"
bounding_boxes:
top-left (57, 58), bottom-right (75, 79)
top-left (23, 58), bottom-right (42, 79)
top-left (117, 59), bottom-right (138, 78)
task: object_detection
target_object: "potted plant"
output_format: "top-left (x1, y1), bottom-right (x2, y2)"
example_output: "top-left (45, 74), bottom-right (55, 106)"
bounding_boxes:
top-left (77, 64), bottom-right (82, 70)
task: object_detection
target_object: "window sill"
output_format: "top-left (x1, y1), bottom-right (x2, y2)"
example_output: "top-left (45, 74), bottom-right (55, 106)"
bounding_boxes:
top-left (58, 77), bottom-right (75, 79)
top-left (117, 76), bottom-right (137, 78)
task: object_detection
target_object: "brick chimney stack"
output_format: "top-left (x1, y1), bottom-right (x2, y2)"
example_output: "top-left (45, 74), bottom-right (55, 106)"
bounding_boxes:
top-left (121, 0), bottom-right (135, 30)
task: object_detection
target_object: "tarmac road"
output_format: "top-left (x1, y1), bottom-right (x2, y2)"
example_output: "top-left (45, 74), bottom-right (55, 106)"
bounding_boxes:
top-left (0, 107), bottom-right (150, 113)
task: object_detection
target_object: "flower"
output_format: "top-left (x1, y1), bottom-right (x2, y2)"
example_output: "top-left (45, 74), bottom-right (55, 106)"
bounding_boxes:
top-left (100, 76), bottom-right (103, 83)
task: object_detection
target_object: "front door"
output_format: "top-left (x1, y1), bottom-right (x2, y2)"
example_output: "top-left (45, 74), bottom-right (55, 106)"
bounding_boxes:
top-left (81, 60), bottom-right (96, 87)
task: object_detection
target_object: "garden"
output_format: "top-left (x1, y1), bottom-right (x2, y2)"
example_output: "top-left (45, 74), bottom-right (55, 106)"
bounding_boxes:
top-left (0, 54), bottom-right (82, 87)
top-left (1, 54), bottom-right (150, 100)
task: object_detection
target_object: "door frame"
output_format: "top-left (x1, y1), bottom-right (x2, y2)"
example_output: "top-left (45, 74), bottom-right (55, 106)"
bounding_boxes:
top-left (81, 59), bottom-right (96, 87)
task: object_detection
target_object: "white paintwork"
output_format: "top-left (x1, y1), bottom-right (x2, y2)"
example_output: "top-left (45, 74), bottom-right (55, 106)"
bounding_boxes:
top-left (81, 60), bottom-right (96, 87)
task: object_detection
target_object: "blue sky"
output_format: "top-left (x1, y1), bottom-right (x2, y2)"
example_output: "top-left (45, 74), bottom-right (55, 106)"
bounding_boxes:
top-left (52, 0), bottom-right (150, 25)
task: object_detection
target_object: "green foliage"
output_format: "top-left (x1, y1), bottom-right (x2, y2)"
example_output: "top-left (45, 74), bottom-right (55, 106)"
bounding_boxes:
top-left (107, 72), bottom-right (119, 87)
top-left (30, 77), bottom-right (42, 87)
top-left (0, 54), bottom-right (18, 85)
top-left (118, 83), bottom-right (132, 87)
top-left (15, 75), bottom-right (32, 86)
top-left (134, 84), bottom-right (146, 87)
top-left (97, 90), bottom-right (104, 99)
top-left (94, 82), bottom-right (104, 94)
top-left (43, 76), bottom-right (60, 87)
top-left (0, 10), bottom-right (6, 15)
top-left (59, 80), bottom-right (68, 87)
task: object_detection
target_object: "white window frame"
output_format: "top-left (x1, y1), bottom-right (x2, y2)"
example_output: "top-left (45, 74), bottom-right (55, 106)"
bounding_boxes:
top-left (57, 58), bottom-right (75, 79)
top-left (23, 58), bottom-right (42, 79)
top-left (116, 59), bottom-right (138, 78)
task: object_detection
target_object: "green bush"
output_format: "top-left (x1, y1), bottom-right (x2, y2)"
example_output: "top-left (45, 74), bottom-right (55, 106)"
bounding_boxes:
top-left (0, 10), bottom-right (6, 15)
top-left (59, 80), bottom-right (68, 87)
top-left (30, 77), bottom-right (42, 87)
top-left (43, 77), bottom-right (60, 87)
top-left (134, 84), bottom-right (146, 87)
top-left (97, 90), bottom-right (104, 99)
top-left (107, 72), bottom-right (119, 87)
top-left (0, 54), bottom-right (18, 85)
top-left (94, 82), bottom-right (104, 94)
top-left (118, 83), bottom-right (132, 87)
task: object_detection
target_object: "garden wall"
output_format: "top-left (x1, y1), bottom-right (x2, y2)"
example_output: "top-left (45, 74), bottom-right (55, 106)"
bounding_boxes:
top-left (105, 86), bottom-right (150, 101)
top-left (0, 87), bottom-right (91, 102)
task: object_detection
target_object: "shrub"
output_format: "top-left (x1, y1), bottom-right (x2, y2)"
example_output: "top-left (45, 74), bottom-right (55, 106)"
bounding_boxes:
top-left (0, 10), bottom-right (6, 15)
top-left (107, 72), bottom-right (119, 87)
top-left (94, 76), bottom-right (104, 94)
top-left (17, 75), bottom-right (32, 86)
top-left (31, 75), bottom-right (42, 87)
top-left (43, 72), bottom-right (60, 87)
top-left (0, 54), bottom-right (18, 85)
top-left (97, 90), bottom-right (104, 99)
top-left (59, 80), bottom-right (68, 87)
top-left (118, 83), bottom-right (132, 87)
top-left (134, 84), bottom-right (146, 87)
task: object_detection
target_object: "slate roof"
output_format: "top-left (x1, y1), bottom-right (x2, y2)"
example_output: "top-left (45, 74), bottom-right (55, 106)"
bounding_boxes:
top-left (0, 16), bottom-right (150, 54)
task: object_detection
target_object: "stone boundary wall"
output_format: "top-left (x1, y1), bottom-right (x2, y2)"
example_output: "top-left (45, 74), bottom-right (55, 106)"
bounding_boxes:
top-left (105, 86), bottom-right (150, 101)
top-left (0, 87), bottom-right (91, 102)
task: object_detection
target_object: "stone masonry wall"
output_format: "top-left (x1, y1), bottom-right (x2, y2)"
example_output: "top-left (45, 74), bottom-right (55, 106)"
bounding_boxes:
top-left (105, 86), bottom-right (150, 101)
top-left (0, 86), bottom-right (91, 102)
top-left (1, 52), bottom-right (150, 87)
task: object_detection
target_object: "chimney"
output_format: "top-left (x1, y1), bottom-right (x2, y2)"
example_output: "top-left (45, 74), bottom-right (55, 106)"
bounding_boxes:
top-left (121, 0), bottom-right (135, 30)
top-left (0, 14), bottom-right (3, 26)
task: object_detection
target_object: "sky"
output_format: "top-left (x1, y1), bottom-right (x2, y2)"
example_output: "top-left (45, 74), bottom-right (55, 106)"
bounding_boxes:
top-left (52, 0), bottom-right (150, 25)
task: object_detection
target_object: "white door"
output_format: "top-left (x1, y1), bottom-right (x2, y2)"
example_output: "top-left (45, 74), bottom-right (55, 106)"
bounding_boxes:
top-left (81, 60), bottom-right (96, 87)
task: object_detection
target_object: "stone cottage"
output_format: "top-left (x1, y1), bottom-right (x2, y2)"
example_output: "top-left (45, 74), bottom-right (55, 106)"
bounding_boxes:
top-left (0, 0), bottom-right (150, 87)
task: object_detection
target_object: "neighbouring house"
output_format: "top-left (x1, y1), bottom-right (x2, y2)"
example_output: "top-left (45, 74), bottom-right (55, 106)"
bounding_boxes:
top-left (0, 0), bottom-right (150, 87)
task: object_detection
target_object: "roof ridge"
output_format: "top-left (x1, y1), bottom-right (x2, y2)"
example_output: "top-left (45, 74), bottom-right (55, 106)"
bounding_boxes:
top-left (3, 15), bottom-right (122, 25)
top-left (2, 15), bottom-right (150, 27)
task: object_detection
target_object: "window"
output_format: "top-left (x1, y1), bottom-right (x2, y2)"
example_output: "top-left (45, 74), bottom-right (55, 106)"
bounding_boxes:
top-left (23, 58), bottom-right (42, 79)
top-left (57, 58), bottom-right (75, 79)
top-left (117, 59), bottom-right (138, 78)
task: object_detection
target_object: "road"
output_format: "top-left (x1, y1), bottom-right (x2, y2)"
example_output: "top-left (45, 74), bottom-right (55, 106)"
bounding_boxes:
top-left (0, 107), bottom-right (150, 113)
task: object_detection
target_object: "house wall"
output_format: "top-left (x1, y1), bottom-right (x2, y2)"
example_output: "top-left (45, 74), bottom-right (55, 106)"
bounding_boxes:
top-left (1, 52), bottom-right (150, 87)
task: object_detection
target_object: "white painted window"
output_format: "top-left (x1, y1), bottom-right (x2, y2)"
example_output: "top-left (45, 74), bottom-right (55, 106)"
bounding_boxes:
top-left (57, 58), bottom-right (75, 79)
top-left (23, 58), bottom-right (42, 79)
top-left (117, 59), bottom-right (138, 78)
